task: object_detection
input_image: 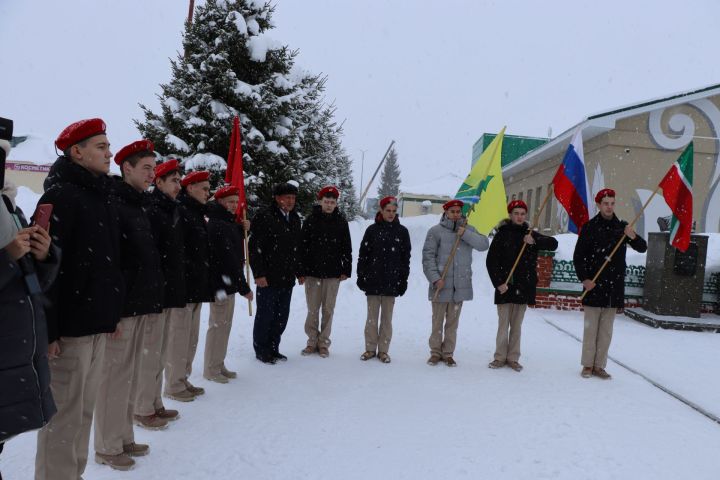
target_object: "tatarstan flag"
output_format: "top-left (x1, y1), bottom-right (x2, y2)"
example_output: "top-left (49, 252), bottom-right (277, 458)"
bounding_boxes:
top-left (659, 142), bottom-right (693, 252)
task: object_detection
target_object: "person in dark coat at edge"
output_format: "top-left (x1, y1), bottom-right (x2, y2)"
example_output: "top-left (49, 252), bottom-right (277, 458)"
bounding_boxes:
top-left (356, 196), bottom-right (411, 364)
top-left (298, 186), bottom-right (352, 358)
top-left (0, 118), bottom-right (58, 465)
top-left (203, 185), bottom-right (253, 383)
top-left (133, 159), bottom-right (184, 426)
top-left (486, 200), bottom-right (558, 372)
top-left (34, 118), bottom-right (125, 480)
top-left (93, 140), bottom-right (165, 471)
top-left (573, 188), bottom-right (647, 380)
top-left (164, 171), bottom-right (211, 400)
top-left (249, 182), bottom-right (303, 364)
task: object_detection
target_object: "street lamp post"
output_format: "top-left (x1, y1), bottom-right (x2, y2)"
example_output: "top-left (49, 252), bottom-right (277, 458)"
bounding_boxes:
top-left (359, 148), bottom-right (367, 207)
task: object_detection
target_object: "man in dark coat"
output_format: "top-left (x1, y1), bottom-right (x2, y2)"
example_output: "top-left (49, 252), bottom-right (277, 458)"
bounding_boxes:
top-left (486, 200), bottom-right (558, 371)
top-left (299, 186), bottom-right (352, 358)
top-left (34, 118), bottom-right (125, 480)
top-left (356, 196), bottom-right (411, 364)
top-left (164, 171), bottom-right (211, 400)
top-left (249, 182), bottom-right (302, 364)
top-left (573, 188), bottom-right (647, 379)
top-left (203, 185), bottom-right (253, 382)
top-left (94, 140), bottom-right (165, 471)
top-left (134, 159), bottom-right (184, 422)
top-left (1, 130), bottom-right (58, 458)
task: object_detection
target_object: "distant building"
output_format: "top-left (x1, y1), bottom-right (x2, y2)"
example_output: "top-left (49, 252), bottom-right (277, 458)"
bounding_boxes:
top-left (5, 135), bottom-right (55, 194)
top-left (472, 133), bottom-right (549, 168)
top-left (398, 192), bottom-right (451, 217)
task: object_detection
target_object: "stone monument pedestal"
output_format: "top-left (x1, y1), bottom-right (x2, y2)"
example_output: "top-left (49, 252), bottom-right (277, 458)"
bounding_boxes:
top-left (643, 232), bottom-right (708, 318)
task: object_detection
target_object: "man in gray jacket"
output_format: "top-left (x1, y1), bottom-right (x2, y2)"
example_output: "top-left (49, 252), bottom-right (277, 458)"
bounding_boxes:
top-left (422, 200), bottom-right (489, 366)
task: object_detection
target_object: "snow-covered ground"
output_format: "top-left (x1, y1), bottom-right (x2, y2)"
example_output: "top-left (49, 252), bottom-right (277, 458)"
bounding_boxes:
top-left (3, 214), bottom-right (720, 479)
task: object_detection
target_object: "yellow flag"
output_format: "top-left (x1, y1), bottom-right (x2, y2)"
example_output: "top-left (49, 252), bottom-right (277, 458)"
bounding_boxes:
top-left (454, 127), bottom-right (507, 235)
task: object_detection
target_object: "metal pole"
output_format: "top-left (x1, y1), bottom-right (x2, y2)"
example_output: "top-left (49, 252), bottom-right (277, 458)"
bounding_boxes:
top-left (187, 0), bottom-right (195, 24)
top-left (359, 149), bottom-right (367, 207)
top-left (358, 140), bottom-right (395, 207)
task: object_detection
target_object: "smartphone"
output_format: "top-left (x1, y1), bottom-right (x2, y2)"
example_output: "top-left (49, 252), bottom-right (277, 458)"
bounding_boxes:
top-left (32, 203), bottom-right (53, 231)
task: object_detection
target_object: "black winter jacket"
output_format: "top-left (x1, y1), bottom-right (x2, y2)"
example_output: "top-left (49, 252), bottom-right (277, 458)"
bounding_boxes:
top-left (146, 188), bottom-right (186, 309)
top-left (573, 213), bottom-right (647, 308)
top-left (356, 214), bottom-right (411, 297)
top-left (0, 203), bottom-right (58, 442)
top-left (113, 180), bottom-right (164, 317)
top-left (39, 156), bottom-right (125, 342)
top-left (206, 201), bottom-right (251, 297)
top-left (249, 204), bottom-right (302, 288)
top-left (486, 220), bottom-right (558, 305)
top-left (299, 205), bottom-right (352, 279)
top-left (178, 191), bottom-right (211, 304)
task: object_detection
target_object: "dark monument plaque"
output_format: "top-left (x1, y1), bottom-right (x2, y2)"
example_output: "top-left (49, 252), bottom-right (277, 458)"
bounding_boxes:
top-left (643, 232), bottom-right (708, 318)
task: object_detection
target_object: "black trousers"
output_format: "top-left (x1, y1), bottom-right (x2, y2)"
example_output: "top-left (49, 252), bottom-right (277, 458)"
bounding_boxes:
top-left (253, 286), bottom-right (293, 359)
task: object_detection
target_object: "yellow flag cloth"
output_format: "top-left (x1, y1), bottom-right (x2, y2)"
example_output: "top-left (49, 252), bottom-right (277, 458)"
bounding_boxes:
top-left (454, 127), bottom-right (507, 235)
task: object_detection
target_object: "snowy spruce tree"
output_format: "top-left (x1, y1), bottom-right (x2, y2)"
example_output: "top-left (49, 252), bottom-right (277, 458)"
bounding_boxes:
top-left (377, 147), bottom-right (401, 198)
top-left (136, 0), bottom-right (356, 215)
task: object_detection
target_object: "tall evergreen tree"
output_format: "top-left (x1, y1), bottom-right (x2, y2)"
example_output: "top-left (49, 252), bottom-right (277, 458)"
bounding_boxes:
top-left (135, 0), bottom-right (354, 214)
top-left (377, 147), bottom-right (401, 198)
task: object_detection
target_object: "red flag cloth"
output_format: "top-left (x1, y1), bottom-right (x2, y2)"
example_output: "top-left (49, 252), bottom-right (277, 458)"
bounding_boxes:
top-left (227, 116), bottom-right (247, 220)
top-left (658, 142), bottom-right (694, 252)
top-left (225, 116), bottom-right (238, 184)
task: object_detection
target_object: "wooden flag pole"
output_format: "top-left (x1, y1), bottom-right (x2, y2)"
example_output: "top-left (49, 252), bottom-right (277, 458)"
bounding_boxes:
top-left (502, 183), bottom-right (554, 287)
top-left (243, 207), bottom-right (253, 316)
top-left (579, 184), bottom-right (661, 300)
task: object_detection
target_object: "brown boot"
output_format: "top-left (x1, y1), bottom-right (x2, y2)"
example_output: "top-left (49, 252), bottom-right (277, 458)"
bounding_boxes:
top-left (488, 360), bottom-right (505, 369)
top-left (220, 366), bottom-right (237, 379)
top-left (592, 367), bottom-right (612, 379)
top-left (155, 407), bottom-right (179, 421)
top-left (123, 442), bottom-right (149, 457)
top-left (507, 361), bottom-right (523, 372)
top-left (427, 354), bottom-right (441, 366)
top-left (377, 352), bottom-right (391, 364)
top-left (204, 374), bottom-right (229, 384)
top-left (581, 367), bottom-right (593, 378)
top-left (184, 381), bottom-right (205, 396)
top-left (318, 347), bottom-right (330, 358)
top-left (301, 346), bottom-right (317, 356)
top-left (444, 357), bottom-right (457, 367)
top-left (165, 389), bottom-right (195, 402)
top-left (133, 414), bottom-right (169, 430)
top-left (95, 452), bottom-right (135, 471)
top-left (360, 351), bottom-right (376, 361)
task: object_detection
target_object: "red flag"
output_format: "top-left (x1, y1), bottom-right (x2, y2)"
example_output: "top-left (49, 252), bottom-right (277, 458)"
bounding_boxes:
top-left (658, 142), bottom-right (693, 252)
top-left (225, 117), bottom-right (237, 184)
top-left (227, 116), bottom-right (247, 220)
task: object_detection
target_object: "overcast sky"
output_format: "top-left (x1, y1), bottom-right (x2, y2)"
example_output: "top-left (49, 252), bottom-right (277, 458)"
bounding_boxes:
top-left (2, 0), bottom-right (719, 197)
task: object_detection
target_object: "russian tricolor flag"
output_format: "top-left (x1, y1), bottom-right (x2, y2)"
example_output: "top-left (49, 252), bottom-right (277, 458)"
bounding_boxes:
top-left (553, 128), bottom-right (590, 233)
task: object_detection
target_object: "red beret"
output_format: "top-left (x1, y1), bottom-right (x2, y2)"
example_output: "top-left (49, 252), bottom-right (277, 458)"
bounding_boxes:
top-left (55, 118), bottom-right (106, 151)
top-left (154, 159), bottom-right (180, 179)
top-left (181, 170), bottom-right (210, 187)
top-left (443, 199), bottom-right (464, 210)
top-left (595, 188), bottom-right (616, 203)
top-left (379, 196), bottom-right (397, 209)
top-left (114, 139), bottom-right (154, 166)
top-left (317, 185), bottom-right (340, 199)
top-left (214, 185), bottom-right (240, 199)
top-left (507, 200), bottom-right (528, 213)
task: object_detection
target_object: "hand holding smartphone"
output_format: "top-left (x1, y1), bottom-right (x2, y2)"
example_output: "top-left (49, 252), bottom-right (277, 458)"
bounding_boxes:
top-left (32, 203), bottom-right (53, 232)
